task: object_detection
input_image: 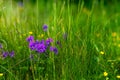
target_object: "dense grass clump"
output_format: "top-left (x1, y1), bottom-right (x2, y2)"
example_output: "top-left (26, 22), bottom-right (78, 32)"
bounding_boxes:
top-left (0, 0), bottom-right (120, 80)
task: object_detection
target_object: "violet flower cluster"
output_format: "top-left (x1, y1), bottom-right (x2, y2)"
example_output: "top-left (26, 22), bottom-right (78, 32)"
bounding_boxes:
top-left (26, 36), bottom-right (58, 54)
top-left (0, 43), bottom-right (15, 58)
top-left (2, 51), bottom-right (15, 58)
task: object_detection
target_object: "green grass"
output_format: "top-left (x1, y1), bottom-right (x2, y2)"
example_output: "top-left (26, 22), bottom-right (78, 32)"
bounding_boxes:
top-left (0, 0), bottom-right (120, 80)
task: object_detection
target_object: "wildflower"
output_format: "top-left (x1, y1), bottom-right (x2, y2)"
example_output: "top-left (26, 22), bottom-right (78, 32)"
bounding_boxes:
top-left (46, 38), bottom-right (53, 46)
top-left (53, 47), bottom-right (58, 54)
top-left (26, 36), bottom-right (34, 42)
top-left (29, 32), bottom-right (33, 35)
top-left (0, 73), bottom-right (3, 77)
top-left (100, 51), bottom-right (104, 55)
top-left (2, 52), bottom-right (8, 58)
top-left (50, 46), bottom-right (58, 54)
top-left (35, 40), bottom-right (40, 44)
top-left (0, 43), bottom-right (2, 49)
top-left (116, 75), bottom-right (120, 78)
top-left (39, 40), bottom-right (45, 44)
top-left (41, 34), bottom-right (44, 38)
top-left (28, 40), bottom-right (47, 53)
top-left (43, 24), bottom-right (48, 31)
top-left (26, 35), bottom-right (58, 54)
top-left (29, 41), bottom-right (36, 50)
top-left (50, 46), bottom-right (54, 51)
top-left (9, 51), bottom-right (14, 57)
top-left (118, 44), bottom-right (120, 47)
top-left (103, 72), bottom-right (108, 77)
top-left (112, 32), bottom-right (117, 37)
top-left (36, 43), bottom-right (46, 53)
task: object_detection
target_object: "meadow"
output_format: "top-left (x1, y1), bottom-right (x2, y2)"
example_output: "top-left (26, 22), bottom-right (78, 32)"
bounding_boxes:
top-left (0, 0), bottom-right (120, 80)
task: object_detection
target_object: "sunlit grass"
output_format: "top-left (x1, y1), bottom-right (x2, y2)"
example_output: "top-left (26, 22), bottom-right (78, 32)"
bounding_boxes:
top-left (0, 0), bottom-right (120, 80)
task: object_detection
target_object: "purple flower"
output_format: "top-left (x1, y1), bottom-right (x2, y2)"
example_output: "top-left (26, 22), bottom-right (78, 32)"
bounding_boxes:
top-left (50, 46), bottom-right (58, 54)
top-left (9, 51), bottom-right (14, 57)
top-left (50, 46), bottom-right (54, 51)
top-left (53, 47), bottom-right (58, 54)
top-left (29, 41), bottom-right (36, 50)
top-left (35, 40), bottom-right (39, 44)
top-left (0, 43), bottom-right (2, 49)
top-left (28, 40), bottom-right (47, 53)
top-left (36, 43), bottom-right (46, 53)
top-left (46, 38), bottom-right (53, 46)
top-left (26, 36), bottom-right (34, 42)
top-left (26, 35), bottom-right (58, 55)
top-left (43, 24), bottom-right (48, 31)
top-left (40, 40), bottom-right (45, 44)
top-left (2, 52), bottom-right (8, 58)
